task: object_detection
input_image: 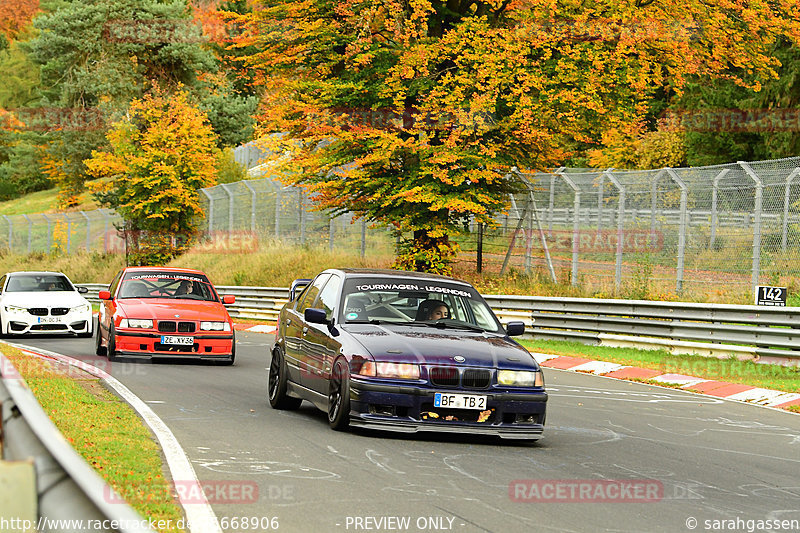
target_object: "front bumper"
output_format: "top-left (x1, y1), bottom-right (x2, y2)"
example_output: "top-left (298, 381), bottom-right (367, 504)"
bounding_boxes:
top-left (349, 378), bottom-right (547, 440)
top-left (6, 312), bottom-right (92, 335)
top-left (114, 330), bottom-right (234, 360)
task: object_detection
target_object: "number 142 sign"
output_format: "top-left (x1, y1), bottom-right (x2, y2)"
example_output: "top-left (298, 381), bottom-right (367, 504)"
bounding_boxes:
top-left (755, 286), bottom-right (787, 306)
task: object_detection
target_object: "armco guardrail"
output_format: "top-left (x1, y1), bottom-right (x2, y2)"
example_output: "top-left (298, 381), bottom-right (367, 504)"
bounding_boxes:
top-left (83, 283), bottom-right (800, 363)
top-left (0, 352), bottom-right (154, 533)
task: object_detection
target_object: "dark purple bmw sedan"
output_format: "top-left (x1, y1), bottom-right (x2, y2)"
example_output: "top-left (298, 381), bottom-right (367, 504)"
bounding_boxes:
top-left (269, 268), bottom-right (547, 440)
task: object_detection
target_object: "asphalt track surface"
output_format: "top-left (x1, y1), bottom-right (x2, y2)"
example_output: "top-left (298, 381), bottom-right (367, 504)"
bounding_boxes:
top-left (14, 333), bottom-right (800, 533)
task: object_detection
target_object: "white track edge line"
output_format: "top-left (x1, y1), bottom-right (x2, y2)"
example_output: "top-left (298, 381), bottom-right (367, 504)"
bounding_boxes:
top-left (11, 343), bottom-right (223, 533)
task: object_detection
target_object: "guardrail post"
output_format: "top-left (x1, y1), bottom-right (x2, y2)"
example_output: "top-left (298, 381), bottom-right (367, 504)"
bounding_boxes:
top-left (739, 161), bottom-right (764, 293)
top-left (781, 168), bottom-right (800, 250)
top-left (666, 169), bottom-right (689, 293)
top-left (710, 169), bottom-right (730, 249)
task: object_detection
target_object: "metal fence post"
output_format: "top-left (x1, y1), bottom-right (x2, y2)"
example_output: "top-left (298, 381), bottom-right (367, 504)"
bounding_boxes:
top-left (244, 180), bottom-right (257, 233)
top-left (666, 169), bottom-right (689, 293)
top-left (782, 168), bottom-right (800, 250)
top-left (361, 218), bottom-right (366, 258)
top-left (548, 168), bottom-right (563, 233)
top-left (80, 211), bottom-right (91, 252)
top-left (649, 169), bottom-right (664, 237)
top-left (42, 214), bottom-right (51, 252)
top-left (556, 170), bottom-right (581, 287)
top-left (200, 189), bottom-right (214, 235)
top-left (23, 214), bottom-right (32, 253)
top-left (710, 169), bottom-right (730, 249)
top-left (65, 214), bottom-right (72, 254)
top-left (298, 188), bottom-right (306, 245)
top-left (3, 215), bottom-right (12, 252)
top-left (604, 170), bottom-right (625, 290)
top-left (739, 161), bottom-right (764, 293)
top-left (221, 183), bottom-right (234, 237)
top-left (596, 170), bottom-right (606, 234)
top-left (102, 210), bottom-right (110, 252)
top-left (275, 188), bottom-right (282, 238)
top-left (329, 215), bottom-right (335, 252)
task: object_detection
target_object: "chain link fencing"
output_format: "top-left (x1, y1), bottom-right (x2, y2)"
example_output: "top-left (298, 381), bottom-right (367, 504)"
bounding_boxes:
top-left (3, 147), bottom-right (800, 298)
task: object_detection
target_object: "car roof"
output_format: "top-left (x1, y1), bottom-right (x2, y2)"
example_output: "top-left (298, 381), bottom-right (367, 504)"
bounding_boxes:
top-left (325, 268), bottom-right (472, 287)
top-left (122, 266), bottom-right (207, 275)
top-left (6, 271), bottom-right (70, 276)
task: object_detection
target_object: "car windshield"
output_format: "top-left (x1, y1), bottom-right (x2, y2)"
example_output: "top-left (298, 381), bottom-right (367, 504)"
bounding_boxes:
top-left (6, 274), bottom-right (74, 292)
top-left (340, 277), bottom-right (502, 333)
top-left (118, 272), bottom-right (218, 301)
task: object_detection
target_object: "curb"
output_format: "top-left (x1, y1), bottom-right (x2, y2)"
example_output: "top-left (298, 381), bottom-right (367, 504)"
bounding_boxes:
top-left (531, 352), bottom-right (800, 412)
top-left (233, 323), bottom-right (276, 334)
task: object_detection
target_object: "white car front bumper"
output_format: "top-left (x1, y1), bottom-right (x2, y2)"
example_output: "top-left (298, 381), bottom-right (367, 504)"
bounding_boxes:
top-left (4, 306), bottom-right (93, 335)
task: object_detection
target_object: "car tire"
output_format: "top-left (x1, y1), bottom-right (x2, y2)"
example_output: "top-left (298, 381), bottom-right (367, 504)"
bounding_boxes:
top-left (268, 347), bottom-right (302, 410)
top-left (95, 319), bottom-right (107, 356)
top-left (327, 359), bottom-right (351, 431)
top-left (107, 324), bottom-right (118, 362)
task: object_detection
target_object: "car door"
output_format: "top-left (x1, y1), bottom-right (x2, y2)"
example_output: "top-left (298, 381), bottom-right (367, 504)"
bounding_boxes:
top-left (99, 270), bottom-right (123, 338)
top-left (302, 274), bottom-right (343, 395)
top-left (284, 273), bottom-right (329, 386)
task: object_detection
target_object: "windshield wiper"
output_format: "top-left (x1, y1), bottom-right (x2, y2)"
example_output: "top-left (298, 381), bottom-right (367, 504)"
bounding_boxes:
top-left (345, 319), bottom-right (383, 325)
top-left (407, 320), bottom-right (486, 333)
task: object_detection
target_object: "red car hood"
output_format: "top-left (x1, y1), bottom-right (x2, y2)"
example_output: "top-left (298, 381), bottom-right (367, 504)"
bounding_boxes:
top-left (116, 298), bottom-right (231, 322)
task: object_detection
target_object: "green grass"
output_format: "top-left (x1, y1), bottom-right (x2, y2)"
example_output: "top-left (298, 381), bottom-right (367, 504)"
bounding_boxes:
top-left (2, 345), bottom-right (185, 532)
top-left (519, 339), bottom-right (800, 394)
top-left (0, 187), bottom-right (98, 215)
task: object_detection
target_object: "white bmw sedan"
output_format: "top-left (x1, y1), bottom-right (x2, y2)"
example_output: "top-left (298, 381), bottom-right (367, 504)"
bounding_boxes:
top-left (0, 271), bottom-right (93, 337)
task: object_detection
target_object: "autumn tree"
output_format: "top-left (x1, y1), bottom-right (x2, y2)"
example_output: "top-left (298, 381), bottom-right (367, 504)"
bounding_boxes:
top-left (86, 90), bottom-right (220, 265)
top-left (232, 0), bottom-right (799, 273)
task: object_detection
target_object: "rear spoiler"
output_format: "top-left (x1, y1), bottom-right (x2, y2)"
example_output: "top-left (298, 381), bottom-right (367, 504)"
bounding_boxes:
top-left (289, 278), bottom-right (312, 301)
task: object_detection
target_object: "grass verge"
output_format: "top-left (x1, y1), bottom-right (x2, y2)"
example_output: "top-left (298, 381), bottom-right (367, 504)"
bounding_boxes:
top-left (519, 339), bottom-right (800, 395)
top-left (1, 344), bottom-right (185, 533)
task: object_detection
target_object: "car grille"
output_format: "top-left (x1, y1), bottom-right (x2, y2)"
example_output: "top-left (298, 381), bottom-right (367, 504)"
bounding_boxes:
top-left (428, 366), bottom-right (491, 389)
top-left (51, 308), bottom-right (69, 316)
top-left (28, 308), bottom-right (48, 316)
top-left (429, 366), bottom-right (460, 387)
top-left (157, 321), bottom-right (196, 333)
top-left (31, 324), bottom-right (68, 331)
top-left (462, 368), bottom-right (491, 389)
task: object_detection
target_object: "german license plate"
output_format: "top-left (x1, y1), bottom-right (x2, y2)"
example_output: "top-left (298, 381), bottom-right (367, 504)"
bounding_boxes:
top-left (161, 336), bottom-right (194, 346)
top-left (37, 317), bottom-right (60, 324)
top-left (434, 392), bottom-right (487, 410)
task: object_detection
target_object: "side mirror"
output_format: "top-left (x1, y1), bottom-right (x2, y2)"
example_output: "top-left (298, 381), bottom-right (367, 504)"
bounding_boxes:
top-left (77, 286), bottom-right (89, 294)
top-left (98, 290), bottom-right (112, 300)
top-left (305, 308), bottom-right (329, 325)
top-left (222, 295), bottom-right (235, 305)
top-left (290, 278), bottom-right (312, 301)
top-left (506, 321), bottom-right (525, 337)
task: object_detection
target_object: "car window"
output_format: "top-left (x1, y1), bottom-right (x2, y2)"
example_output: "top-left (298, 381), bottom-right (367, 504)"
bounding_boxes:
top-left (5, 274), bottom-right (74, 292)
top-left (109, 270), bottom-right (123, 296)
top-left (314, 275), bottom-right (341, 320)
top-left (297, 274), bottom-right (330, 314)
top-left (118, 271), bottom-right (217, 301)
top-left (339, 277), bottom-right (502, 332)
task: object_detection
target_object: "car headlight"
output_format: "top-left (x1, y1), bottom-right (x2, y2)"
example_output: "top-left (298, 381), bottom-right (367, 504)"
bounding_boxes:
top-left (119, 318), bottom-right (153, 329)
top-left (71, 304), bottom-right (90, 313)
top-left (201, 321), bottom-right (230, 331)
top-left (498, 370), bottom-right (544, 387)
top-left (358, 361), bottom-right (420, 380)
top-left (5, 305), bottom-right (27, 314)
